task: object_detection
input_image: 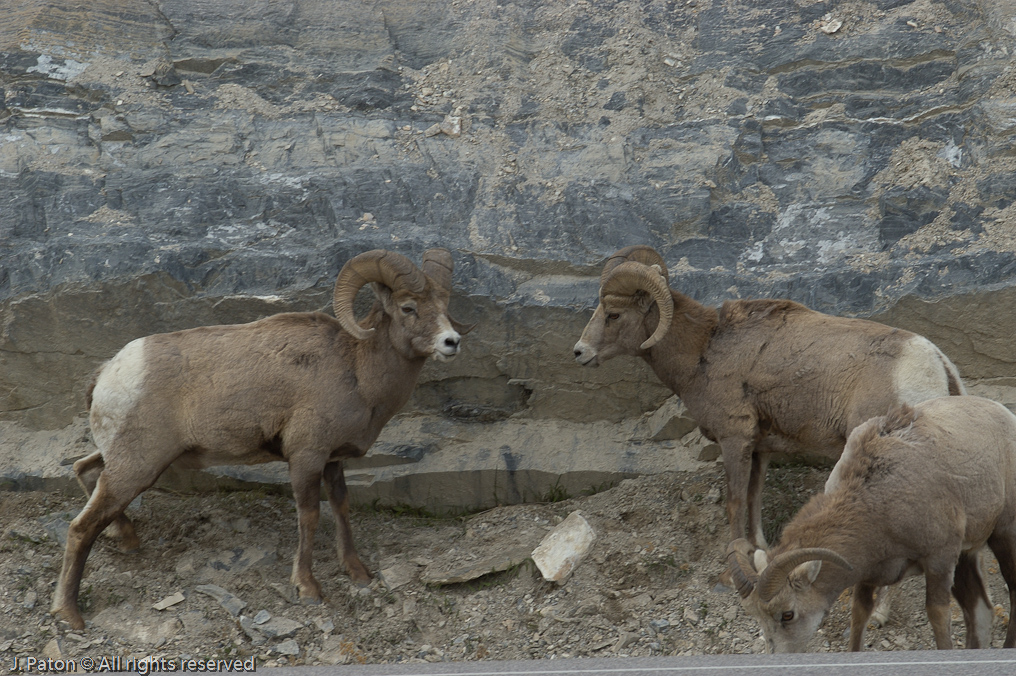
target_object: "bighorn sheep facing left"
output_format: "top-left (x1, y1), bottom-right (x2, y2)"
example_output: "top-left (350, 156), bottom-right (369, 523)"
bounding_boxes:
top-left (728, 396), bottom-right (1016, 652)
top-left (51, 249), bottom-right (471, 630)
top-left (573, 245), bottom-right (965, 550)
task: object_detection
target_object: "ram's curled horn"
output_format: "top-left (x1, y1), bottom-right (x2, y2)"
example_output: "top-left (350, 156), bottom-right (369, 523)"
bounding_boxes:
top-left (601, 245), bottom-right (669, 285)
top-left (333, 250), bottom-right (427, 340)
top-left (420, 248), bottom-right (476, 335)
top-left (421, 248), bottom-right (454, 295)
top-left (601, 260), bottom-right (674, 350)
top-left (756, 548), bottom-right (854, 602)
top-left (725, 539), bottom-right (759, 599)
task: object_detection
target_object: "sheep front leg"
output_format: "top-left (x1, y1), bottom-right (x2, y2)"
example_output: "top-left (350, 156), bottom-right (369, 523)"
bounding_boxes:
top-left (324, 461), bottom-right (372, 585)
top-left (848, 583), bottom-right (877, 651)
top-left (719, 436), bottom-right (755, 544)
top-left (746, 452), bottom-right (770, 549)
top-left (925, 568), bottom-right (956, 649)
top-left (289, 468), bottom-right (324, 603)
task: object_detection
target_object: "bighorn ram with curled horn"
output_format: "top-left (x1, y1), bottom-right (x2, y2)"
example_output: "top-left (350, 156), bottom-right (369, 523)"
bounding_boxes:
top-left (52, 248), bottom-right (472, 630)
top-left (728, 396), bottom-right (1016, 652)
top-left (573, 245), bottom-right (965, 549)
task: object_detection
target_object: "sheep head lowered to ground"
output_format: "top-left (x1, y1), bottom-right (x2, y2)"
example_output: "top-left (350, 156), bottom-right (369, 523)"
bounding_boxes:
top-left (573, 245), bottom-right (966, 550)
top-left (51, 248), bottom-right (472, 631)
top-left (728, 396), bottom-right (1016, 652)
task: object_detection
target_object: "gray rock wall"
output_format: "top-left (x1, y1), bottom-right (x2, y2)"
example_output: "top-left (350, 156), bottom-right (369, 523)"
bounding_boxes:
top-left (4, 0), bottom-right (1016, 506)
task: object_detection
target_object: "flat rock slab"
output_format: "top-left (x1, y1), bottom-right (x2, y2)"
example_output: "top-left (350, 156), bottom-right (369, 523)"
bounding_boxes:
top-left (420, 546), bottom-right (533, 586)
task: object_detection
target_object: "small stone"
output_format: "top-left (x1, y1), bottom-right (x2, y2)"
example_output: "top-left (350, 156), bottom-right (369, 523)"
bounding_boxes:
top-left (152, 592), bottom-right (186, 611)
top-left (275, 639), bottom-right (300, 656)
top-left (258, 617), bottom-right (304, 639)
top-left (683, 607), bottom-right (700, 625)
top-left (649, 618), bottom-right (670, 633)
top-left (42, 638), bottom-right (64, 660)
top-left (379, 563), bottom-right (417, 590)
top-left (315, 618), bottom-right (334, 633)
top-left (254, 610), bottom-right (272, 625)
top-left (22, 591), bottom-right (37, 610)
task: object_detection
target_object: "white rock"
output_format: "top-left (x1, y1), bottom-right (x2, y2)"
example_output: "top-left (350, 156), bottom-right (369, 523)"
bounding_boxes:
top-left (530, 511), bottom-right (596, 583)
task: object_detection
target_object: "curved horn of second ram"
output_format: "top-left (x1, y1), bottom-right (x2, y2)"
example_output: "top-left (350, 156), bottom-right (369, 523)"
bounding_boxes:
top-left (51, 248), bottom-right (469, 631)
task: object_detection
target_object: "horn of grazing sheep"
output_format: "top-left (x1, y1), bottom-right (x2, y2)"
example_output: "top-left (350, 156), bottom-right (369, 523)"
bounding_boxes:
top-left (726, 539), bottom-right (760, 599)
top-left (601, 260), bottom-right (675, 350)
top-left (333, 250), bottom-right (427, 340)
top-left (756, 548), bottom-right (854, 602)
top-left (421, 248), bottom-right (454, 296)
top-left (601, 245), bottom-right (670, 285)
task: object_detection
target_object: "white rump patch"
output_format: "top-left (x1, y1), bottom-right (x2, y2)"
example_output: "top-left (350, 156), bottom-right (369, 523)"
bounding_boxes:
top-left (892, 336), bottom-right (952, 405)
top-left (90, 337), bottom-right (148, 450)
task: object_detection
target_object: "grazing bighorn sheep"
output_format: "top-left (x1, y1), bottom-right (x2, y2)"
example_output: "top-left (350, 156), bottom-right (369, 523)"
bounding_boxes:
top-left (51, 249), bottom-right (471, 630)
top-left (728, 396), bottom-right (1016, 652)
top-left (573, 245), bottom-right (965, 549)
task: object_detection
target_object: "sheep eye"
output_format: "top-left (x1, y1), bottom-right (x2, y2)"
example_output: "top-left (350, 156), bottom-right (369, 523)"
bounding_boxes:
top-left (781, 611), bottom-right (795, 623)
top-left (607, 312), bottom-right (620, 321)
top-left (401, 305), bottom-right (416, 315)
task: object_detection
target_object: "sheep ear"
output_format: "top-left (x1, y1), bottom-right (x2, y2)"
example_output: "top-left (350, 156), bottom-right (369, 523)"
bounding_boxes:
top-left (370, 282), bottom-right (396, 314)
top-left (790, 560), bottom-right (822, 587)
top-left (754, 549), bottom-right (769, 573)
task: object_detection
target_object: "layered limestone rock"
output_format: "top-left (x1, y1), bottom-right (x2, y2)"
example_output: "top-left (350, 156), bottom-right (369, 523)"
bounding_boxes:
top-left (3, 0), bottom-right (1016, 507)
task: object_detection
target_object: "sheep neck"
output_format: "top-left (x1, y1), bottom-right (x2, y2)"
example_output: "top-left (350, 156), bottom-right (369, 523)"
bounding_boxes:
top-left (643, 291), bottom-right (718, 400)
top-left (354, 306), bottom-right (429, 434)
top-left (771, 491), bottom-right (874, 598)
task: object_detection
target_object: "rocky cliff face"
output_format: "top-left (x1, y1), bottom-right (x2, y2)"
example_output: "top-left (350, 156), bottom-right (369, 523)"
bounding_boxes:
top-left (4, 0), bottom-right (1016, 505)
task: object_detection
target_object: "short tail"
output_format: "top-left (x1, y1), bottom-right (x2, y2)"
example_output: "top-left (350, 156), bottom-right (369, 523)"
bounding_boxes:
top-left (939, 353), bottom-right (967, 396)
top-left (84, 368), bottom-right (102, 411)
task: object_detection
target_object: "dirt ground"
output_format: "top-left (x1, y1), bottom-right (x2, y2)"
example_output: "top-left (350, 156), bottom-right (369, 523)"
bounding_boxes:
top-left (1, 463), bottom-right (1013, 668)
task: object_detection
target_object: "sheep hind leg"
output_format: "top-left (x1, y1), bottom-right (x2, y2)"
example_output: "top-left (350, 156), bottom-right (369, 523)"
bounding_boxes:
top-left (869, 585), bottom-right (896, 628)
top-left (324, 461), bottom-right (371, 585)
top-left (52, 465), bottom-right (157, 630)
top-left (289, 466), bottom-right (325, 604)
top-left (951, 549), bottom-right (993, 649)
top-left (73, 451), bottom-right (140, 552)
top-left (988, 530), bottom-right (1016, 648)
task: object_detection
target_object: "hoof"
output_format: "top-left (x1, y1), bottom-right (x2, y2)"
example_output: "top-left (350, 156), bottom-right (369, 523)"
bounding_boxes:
top-left (300, 595), bottom-right (323, 606)
top-left (51, 606), bottom-right (85, 631)
top-left (869, 612), bottom-right (889, 628)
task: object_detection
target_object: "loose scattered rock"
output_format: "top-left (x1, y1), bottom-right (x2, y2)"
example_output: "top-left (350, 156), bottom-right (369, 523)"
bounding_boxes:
top-left (531, 511), bottom-right (596, 583)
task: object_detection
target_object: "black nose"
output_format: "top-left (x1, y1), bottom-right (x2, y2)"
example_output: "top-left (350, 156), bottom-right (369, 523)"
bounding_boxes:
top-left (445, 336), bottom-right (460, 348)
top-left (573, 348), bottom-right (582, 357)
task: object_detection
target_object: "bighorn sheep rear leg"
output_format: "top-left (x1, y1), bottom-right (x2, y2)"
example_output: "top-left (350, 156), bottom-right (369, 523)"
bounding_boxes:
top-left (73, 451), bottom-right (140, 552)
top-left (951, 550), bottom-right (993, 648)
top-left (325, 461), bottom-right (371, 584)
top-left (52, 457), bottom-right (168, 629)
top-left (988, 530), bottom-right (1016, 648)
